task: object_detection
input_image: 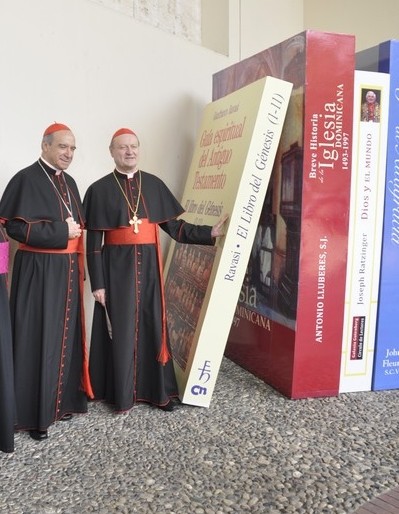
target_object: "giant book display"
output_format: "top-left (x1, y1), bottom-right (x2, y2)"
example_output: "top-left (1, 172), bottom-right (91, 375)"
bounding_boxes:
top-left (163, 76), bottom-right (292, 407)
top-left (339, 70), bottom-right (390, 393)
top-left (214, 30), bottom-right (356, 398)
top-left (356, 40), bottom-right (399, 391)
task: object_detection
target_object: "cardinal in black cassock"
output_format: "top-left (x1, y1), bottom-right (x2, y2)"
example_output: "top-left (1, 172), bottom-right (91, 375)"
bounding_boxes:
top-left (83, 128), bottom-right (226, 412)
top-left (0, 123), bottom-right (93, 441)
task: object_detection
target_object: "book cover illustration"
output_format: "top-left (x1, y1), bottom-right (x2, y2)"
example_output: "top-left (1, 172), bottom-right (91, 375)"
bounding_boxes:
top-left (164, 75), bottom-right (292, 407)
top-left (339, 70), bottom-right (390, 393)
top-left (215, 30), bottom-right (355, 398)
top-left (356, 40), bottom-right (399, 391)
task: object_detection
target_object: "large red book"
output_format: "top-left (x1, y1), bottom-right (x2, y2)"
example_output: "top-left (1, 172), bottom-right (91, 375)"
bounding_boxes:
top-left (214, 30), bottom-right (355, 398)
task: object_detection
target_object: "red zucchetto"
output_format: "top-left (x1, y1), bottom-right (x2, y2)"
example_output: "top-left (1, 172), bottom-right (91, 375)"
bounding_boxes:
top-left (111, 128), bottom-right (137, 140)
top-left (43, 123), bottom-right (71, 136)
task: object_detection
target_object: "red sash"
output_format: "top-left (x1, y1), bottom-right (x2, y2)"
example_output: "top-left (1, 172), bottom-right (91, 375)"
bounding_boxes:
top-left (19, 237), bottom-right (80, 253)
top-left (104, 219), bottom-right (156, 245)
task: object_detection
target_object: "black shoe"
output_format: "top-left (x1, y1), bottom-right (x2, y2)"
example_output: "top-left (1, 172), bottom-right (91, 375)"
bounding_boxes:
top-left (60, 414), bottom-right (73, 421)
top-left (29, 430), bottom-right (48, 441)
top-left (158, 401), bottom-right (174, 412)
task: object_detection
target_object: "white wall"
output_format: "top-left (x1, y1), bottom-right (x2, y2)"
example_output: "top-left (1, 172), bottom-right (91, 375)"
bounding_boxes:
top-left (304, 0), bottom-right (399, 52)
top-left (0, 0), bottom-right (223, 199)
top-left (240, 0), bottom-right (304, 59)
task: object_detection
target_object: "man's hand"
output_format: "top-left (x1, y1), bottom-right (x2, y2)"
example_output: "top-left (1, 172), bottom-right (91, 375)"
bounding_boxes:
top-left (66, 217), bottom-right (82, 239)
top-left (211, 213), bottom-right (229, 238)
top-left (93, 288), bottom-right (106, 306)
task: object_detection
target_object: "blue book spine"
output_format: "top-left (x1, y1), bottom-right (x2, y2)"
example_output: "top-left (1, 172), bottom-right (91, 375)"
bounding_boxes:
top-left (358, 40), bottom-right (399, 390)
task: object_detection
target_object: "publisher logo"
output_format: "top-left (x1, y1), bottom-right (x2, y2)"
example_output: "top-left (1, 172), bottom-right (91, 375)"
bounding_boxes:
top-left (351, 316), bottom-right (365, 360)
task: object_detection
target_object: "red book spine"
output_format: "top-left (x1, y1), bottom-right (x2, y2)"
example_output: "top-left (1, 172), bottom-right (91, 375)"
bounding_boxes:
top-left (216, 31), bottom-right (355, 398)
top-left (293, 32), bottom-right (354, 397)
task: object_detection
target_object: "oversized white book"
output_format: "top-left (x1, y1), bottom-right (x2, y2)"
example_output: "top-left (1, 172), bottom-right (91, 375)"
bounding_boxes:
top-left (163, 75), bottom-right (292, 407)
top-left (339, 69), bottom-right (390, 393)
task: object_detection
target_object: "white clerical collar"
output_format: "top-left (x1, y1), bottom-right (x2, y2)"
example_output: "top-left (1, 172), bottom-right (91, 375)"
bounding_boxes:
top-left (115, 168), bottom-right (137, 179)
top-left (41, 157), bottom-right (62, 175)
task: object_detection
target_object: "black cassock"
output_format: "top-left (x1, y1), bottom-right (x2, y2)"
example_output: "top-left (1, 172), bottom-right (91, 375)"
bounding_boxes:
top-left (84, 170), bottom-right (214, 411)
top-left (0, 226), bottom-right (14, 452)
top-left (0, 160), bottom-right (92, 432)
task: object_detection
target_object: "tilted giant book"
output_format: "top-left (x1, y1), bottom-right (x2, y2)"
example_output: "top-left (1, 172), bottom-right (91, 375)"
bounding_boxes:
top-left (214, 30), bottom-right (355, 398)
top-left (339, 70), bottom-right (390, 393)
top-left (163, 76), bottom-right (292, 407)
top-left (356, 40), bottom-right (399, 391)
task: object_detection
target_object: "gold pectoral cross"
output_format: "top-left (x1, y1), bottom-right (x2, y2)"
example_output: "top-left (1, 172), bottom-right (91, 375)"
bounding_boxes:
top-left (129, 215), bottom-right (142, 234)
